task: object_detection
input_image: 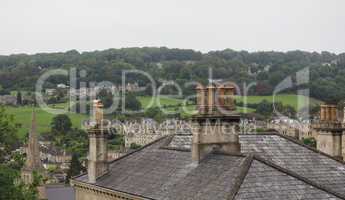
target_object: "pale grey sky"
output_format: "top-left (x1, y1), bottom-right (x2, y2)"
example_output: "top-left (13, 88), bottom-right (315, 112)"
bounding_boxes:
top-left (0, 0), bottom-right (344, 55)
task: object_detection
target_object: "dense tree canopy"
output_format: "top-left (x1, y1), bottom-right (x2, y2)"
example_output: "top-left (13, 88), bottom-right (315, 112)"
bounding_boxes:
top-left (0, 106), bottom-right (19, 162)
top-left (0, 107), bottom-right (37, 200)
top-left (51, 114), bottom-right (72, 133)
top-left (65, 153), bottom-right (85, 183)
top-left (0, 47), bottom-right (344, 103)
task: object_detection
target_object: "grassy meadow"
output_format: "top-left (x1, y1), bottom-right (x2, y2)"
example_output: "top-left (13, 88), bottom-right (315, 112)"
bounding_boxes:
top-left (4, 94), bottom-right (321, 139)
top-left (138, 94), bottom-right (321, 113)
top-left (234, 94), bottom-right (321, 110)
top-left (4, 104), bottom-right (87, 139)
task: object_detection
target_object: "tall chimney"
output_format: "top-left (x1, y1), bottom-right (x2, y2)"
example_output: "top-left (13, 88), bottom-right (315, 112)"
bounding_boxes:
top-left (192, 83), bottom-right (240, 163)
top-left (315, 104), bottom-right (344, 160)
top-left (88, 100), bottom-right (109, 183)
top-left (196, 84), bottom-right (206, 114)
top-left (320, 104), bottom-right (337, 122)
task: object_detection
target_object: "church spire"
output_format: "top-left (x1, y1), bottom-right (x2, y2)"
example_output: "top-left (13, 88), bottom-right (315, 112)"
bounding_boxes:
top-left (25, 108), bottom-right (42, 169)
top-left (22, 109), bottom-right (43, 184)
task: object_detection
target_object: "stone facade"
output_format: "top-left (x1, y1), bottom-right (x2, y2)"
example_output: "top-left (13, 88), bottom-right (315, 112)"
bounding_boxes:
top-left (25, 142), bottom-right (72, 170)
top-left (72, 181), bottom-right (144, 200)
top-left (317, 131), bottom-right (342, 158)
top-left (123, 119), bottom-right (191, 148)
top-left (267, 122), bottom-right (314, 140)
top-left (0, 95), bottom-right (17, 105)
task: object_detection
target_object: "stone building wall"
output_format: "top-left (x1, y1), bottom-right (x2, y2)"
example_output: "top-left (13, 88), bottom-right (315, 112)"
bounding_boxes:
top-left (123, 120), bottom-right (191, 148)
top-left (72, 181), bottom-right (145, 200)
top-left (317, 132), bottom-right (342, 158)
top-left (267, 123), bottom-right (312, 140)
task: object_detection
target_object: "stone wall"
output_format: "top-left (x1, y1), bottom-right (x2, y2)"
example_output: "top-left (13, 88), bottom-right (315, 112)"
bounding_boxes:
top-left (267, 123), bottom-right (313, 140)
top-left (317, 132), bottom-right (342, 158)
top-left (72, 181), bottom-right (145, 200)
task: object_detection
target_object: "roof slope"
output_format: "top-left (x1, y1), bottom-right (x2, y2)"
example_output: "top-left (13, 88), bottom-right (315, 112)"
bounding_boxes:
top-left (240, 134), bottom-right (345, 196)
top-left (45, 185), bottom-right (75, 200)
top-left (75, 133), bottom-right (345, 200)
top-left (235, 159), bottom-right (341, 200)
top-left (77, 138), bottom-right (246, 200)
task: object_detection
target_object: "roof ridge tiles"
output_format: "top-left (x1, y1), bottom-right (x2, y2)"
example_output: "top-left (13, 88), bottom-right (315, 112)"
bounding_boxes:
top-left (228, 154), bottom-right (254, 200)
top-left (253, 154), bottom-right (345, 200)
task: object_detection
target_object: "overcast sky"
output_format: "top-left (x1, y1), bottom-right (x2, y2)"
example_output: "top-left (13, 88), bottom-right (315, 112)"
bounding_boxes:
top-left (0, 0), bottom-right (344, 55)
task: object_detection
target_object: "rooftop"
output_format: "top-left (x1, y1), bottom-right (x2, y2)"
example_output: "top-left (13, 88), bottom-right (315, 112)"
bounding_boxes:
top-left (45, 185), bottom-right (75, 200)
top-left (74, 133), bottom-right (345, 200)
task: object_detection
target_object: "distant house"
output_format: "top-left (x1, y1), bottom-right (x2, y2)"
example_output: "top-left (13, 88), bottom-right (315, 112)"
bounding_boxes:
top-left (57, 84), bottom-right (69, 89)
top-left (123, 119), bottom-right (191, 148)
top-left (39, 143), bottom-right (72, 170)
top-left (23, 141), bottom-right (72, 171)
top-left (45, 89), bottom-right (57, 96)
top-left (0, 95), bottom-right (17, 105)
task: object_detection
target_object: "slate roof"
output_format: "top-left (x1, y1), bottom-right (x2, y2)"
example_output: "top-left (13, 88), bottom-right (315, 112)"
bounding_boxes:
top-left (74, 133), bottom-right (345, 200)
top-left (45, 185), bottom-right (75, 200)
top-left (236, 159), bottom-right (340, 200)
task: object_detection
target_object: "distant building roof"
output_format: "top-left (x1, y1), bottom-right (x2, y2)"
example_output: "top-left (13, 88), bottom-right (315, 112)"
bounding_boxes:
top-left (73, 133), bottom-right (345, 200)
top-left (46, 185), bottom-right (75, 200)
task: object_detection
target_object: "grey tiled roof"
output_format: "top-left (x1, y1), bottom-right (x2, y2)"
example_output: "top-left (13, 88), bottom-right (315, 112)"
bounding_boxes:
top-left (235, 160), bottom-right (340, 200)
top-left (168, 134), bottom-right (192, 149)
top-left (74, 133), bottom-right (345, 200)
top-left (77, 138), bottom-right (245, 200)
top-left (240, 134), bottom-right (345, 196)
top-left (46, 185), bottom-right (75, 200)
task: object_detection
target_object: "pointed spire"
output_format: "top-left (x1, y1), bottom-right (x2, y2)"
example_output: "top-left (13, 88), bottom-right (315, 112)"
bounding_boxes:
top-left (24, 108), bottom-right (42, 170)
top-left (31, 108), bottom-right (37, 136)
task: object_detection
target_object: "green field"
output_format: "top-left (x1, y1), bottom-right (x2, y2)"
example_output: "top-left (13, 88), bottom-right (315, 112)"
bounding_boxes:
top-left (5, 94), bottom-right (321, 139)
top-left (138, 96), bottom-right (184, 108)
top-left (4, 104), bottom-right (88, 139)
top-left (235, 94), bottom-right (321, 110)
top-left (138, 94), bottom-right (320, 112)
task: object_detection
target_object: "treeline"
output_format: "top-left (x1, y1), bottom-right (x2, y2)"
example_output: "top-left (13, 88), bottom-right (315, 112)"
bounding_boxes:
top-left (0, 47), bottom-right (345, 103)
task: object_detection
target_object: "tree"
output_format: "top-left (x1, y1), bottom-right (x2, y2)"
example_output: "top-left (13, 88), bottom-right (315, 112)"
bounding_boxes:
top-left (1, 47), bottom-right (345, 103)
top-left (255, 100), bottom-right (272, 117)
top-left (144, 107), bottom-right (166, 122)
top-left (51, 114), bottom-right (72, 133)
top-left (124, 93), bottom-right (141, 111)
top-left (50, 114), bottom-right (73, 147)
top-left (0, 165), bottom-right (37, 200)
top-left (303, 137), bottom-right (316, 148)
top-left (16, 91), bottom-right (22, 105)
top-left (65, 154), bottom-right (84, 183)
top-left (97, 89), bottom-right (115, 109)
top-left (64, 128), bottom-right (88, 158)
top-left (0, 106), bottom-right (19, 162)
top-left (130, 143), bottom-right (142, 150)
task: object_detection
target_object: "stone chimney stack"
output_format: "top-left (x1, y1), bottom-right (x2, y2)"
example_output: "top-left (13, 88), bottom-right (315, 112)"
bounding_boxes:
top-left (192, 83), bottom-right (240, 164)
top-left (320, 104), bottom-right (337, 122)
top-left (313, 104), bottom-right (344, 160)
top-left (88, 100), bottom-right (109, 183)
